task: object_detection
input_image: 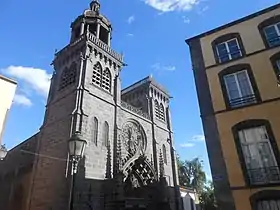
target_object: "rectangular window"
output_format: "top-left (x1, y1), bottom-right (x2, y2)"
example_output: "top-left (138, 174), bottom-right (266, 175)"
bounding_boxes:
top-left (224, 70), bottom-right (256, 108)
top-left (238, 126), bottom-right (280, 185)
top-left (264, 23), bottom-right (280, 47)
top-left (216, 39), bottom-right (242, 63)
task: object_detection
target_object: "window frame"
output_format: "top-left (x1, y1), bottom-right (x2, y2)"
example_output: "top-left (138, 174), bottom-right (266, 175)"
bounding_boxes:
top-left (59, 62), bottom-right (77, 90)
top-left (102, 121), bottom-right (109, 147)
top-left (159, 103), bottom-right (165, 121)
top-left (216, 38), bottom-right (242, 63)
top-left (258, 15), bottom-right (280, 49)
top-left (93, 117), bottom-right (99, 146)
top-left (154, 100), bottom-right (160, 119)
top-left (218, 64), bottom-right (261, 110)
top-left (92, 62), bottom-right (112, 93)
top-left (212, 33), bottom-right (246, 64)
top-left (232, 119), bottom-right (280, 187)
top-left (101, 68), bottom-right (112, 92)
top-left (162, 144), bottom-right (167, 164)
top-left (250, 190), bottom-right (280, 210)
top-left (270, 52), bottom-right (280, 81)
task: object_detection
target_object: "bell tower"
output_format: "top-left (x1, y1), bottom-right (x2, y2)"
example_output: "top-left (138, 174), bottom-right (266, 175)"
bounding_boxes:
top-left (70, 0), bottom-right (112, 47)
top-left (29, 1), bottom-right (124, 210)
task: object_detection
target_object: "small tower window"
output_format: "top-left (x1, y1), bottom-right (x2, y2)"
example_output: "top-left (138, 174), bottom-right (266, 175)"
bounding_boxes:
top-left (102, 121), bottom-right (109, 147)
top-left (154, 100), bottom-right (160, 119)
top-left (162, 144), bottom-right (167, 164)
top-left (88, 23), bottom-right (97, 36)
top-left (159, 104), bottom-right (165, 121)
top-left (93, 117), bottom-right (98, 146)
top-left (99, 26), bottom-right (109, 44)
top-left (92, 62), bottom-right (102, 86)
top-left (59, 63), bottom-right (77, 90)
top-left (102, 68), bottom-right (111, 92)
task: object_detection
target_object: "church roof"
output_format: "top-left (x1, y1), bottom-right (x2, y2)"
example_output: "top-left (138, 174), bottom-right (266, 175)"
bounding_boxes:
top-left (121, 75), bottom-right (170, 97)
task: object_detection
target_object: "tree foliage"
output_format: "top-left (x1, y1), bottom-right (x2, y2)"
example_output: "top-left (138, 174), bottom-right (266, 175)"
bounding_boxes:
top-left (177, 156), bottom-right (217, 210)
top-left (177, 156), bottom-right (206, 193)
top-left (199, 181), bottom-right (218, 210)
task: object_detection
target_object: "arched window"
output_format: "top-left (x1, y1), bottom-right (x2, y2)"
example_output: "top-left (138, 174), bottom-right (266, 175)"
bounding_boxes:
top-left (270, 52), bottom-right (280, 83)
top-left (92, 62), bottom-right (102, 87)
top-left (162, 144), bottom-right (167, 164)
top-left (258, 15), bottom-right (280, 48)
top-left (218, 64), bottom-right (261, 109)
top-left (102, 68), bottom-right (111, 92)
top-left (102, 121), bottom-right (109, 147)
top-left (59, 63), bottom-right (77, 90)
top-left (154, 100), bottom-right (160, 119)
top-left (250, 190), bottom-right (280, 210)
top-left (232, 119), bottom-right (280, 186)
top-left (93, 117), bottom-right (98, 146)
top-left (211, 33), bottom-right (245, 64)
top-left (159, 103), bottom-right (165, 121)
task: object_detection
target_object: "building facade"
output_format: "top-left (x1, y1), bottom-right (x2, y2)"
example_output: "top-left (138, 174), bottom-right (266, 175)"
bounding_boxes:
top-left (0, 1), bottom-right (180, 210)
top-left (186, 3), bottom-right (280, 210)
top-left (0, 75), bottom-right (17, 159)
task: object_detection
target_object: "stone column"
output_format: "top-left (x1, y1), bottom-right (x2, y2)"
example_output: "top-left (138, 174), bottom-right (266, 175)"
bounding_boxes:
top-left (80, 21), bottom-right (85, 35)
top-left (107, 30), bottom-right (111, 46)
top-left (96, 24), bottom-right (100, 39)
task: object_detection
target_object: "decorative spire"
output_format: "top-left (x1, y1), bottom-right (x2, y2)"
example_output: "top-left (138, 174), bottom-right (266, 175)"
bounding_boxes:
top-left (159, 149), bottom-right (165, 178)
top-left (115, 135), bottom-right (122, 174)
top-left (105, 143), bottom-right (112, 179)
top-left (90, 0), bottom-right (100, 13)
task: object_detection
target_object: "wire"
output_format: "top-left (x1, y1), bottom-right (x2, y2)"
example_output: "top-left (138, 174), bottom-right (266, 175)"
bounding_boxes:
top-left (20, 150), bottom-right (68, 162)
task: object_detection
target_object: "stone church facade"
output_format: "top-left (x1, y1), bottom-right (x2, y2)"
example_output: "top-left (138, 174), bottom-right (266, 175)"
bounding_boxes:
top-left (0, 1), bottom-right (181, 210)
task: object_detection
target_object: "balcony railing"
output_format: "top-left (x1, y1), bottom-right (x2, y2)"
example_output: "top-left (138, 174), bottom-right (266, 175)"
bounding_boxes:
top-left (218, 49), bottom-right (242, 63)
top-left (229, 94), bottom-right (257, 108)
top-left (248, 166), bottom-right (280, 185)
top-left (267, 36), bottom-right (280, 48)
top-left (87, 33), bottom-right (123, 62)
top-left (121, 101), bottom-right (150, 120)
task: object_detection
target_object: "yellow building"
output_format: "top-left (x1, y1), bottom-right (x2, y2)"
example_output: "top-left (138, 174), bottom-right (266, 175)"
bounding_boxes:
top-left (186, 3), bottom-right (280, 210)
top-left (0, 75), bottom-right (17, 155)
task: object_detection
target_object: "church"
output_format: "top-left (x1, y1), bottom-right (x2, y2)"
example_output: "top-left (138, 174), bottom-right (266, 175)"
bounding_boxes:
top-left (0, 1), bottom-right (181, 210)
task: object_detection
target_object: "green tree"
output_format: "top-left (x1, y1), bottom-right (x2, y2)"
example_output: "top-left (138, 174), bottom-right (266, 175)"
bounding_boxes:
top-left (199, 181), bottom-right (217, 210)
top-left (177, 156), bottom-right (206, 193)
top-left (177, 156), bottom-right (218, 210)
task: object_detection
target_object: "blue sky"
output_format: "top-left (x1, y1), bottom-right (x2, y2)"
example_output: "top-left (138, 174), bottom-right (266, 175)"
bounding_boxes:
top-left (0, 0), bottom-right (279, 179)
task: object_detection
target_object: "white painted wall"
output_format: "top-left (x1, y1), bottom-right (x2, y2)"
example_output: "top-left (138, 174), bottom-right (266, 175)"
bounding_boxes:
top-left (0, 75), bottom-right (17, 145)
top-left (180, 189), bottom-right (197, 210)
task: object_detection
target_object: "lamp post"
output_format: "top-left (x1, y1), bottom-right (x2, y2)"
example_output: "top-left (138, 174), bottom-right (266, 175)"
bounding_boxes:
top-left (68, 131), bottom-right (87, 210)
top-left (0, 145), bottom-right (7, 160)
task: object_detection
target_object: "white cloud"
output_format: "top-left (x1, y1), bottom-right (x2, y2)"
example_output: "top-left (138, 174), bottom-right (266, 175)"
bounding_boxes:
top-left (144, 0), bottom-right (200, 12)
top-left (182, 16), bottom-right (191, 24)
top-left (127, 33), bottom-right (134, 37)
top-left (190, 134), bottom-right (205, 142)
top-left (127, 15), bottom-right (135, 24)
top-left (151, 63), bottom-right (176, 72)
top-left (13, 93), bottom-right (32, 107)
top-left (179, 134), bottom-right (205, 148)
top-left (197, 5), bottom-right (209, 14)
top-left (180, 143), bottom-right (195, 148)
top-left (2, 66), bottom-right (51, 98)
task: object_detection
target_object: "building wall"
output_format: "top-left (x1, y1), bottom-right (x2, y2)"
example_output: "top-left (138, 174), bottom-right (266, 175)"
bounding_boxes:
top-left (199, 7), bottom-right (280, 68)
top-left (0, 75), bottom-right (17, 144)
top-left (0, 133), bottom-right (38, 210)
top-left (187, 3), bottom-right (280, 210)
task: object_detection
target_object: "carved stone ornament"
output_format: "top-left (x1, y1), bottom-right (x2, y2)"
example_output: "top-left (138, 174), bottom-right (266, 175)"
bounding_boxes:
top-left (121, 121), bottom-right (146, 155)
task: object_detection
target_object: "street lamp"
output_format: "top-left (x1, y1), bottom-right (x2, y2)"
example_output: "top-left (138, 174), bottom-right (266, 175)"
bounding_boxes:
top-left (68, 131), bottom-right (87, 210)
top-left (0, 145), bottom-right (7, 160)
